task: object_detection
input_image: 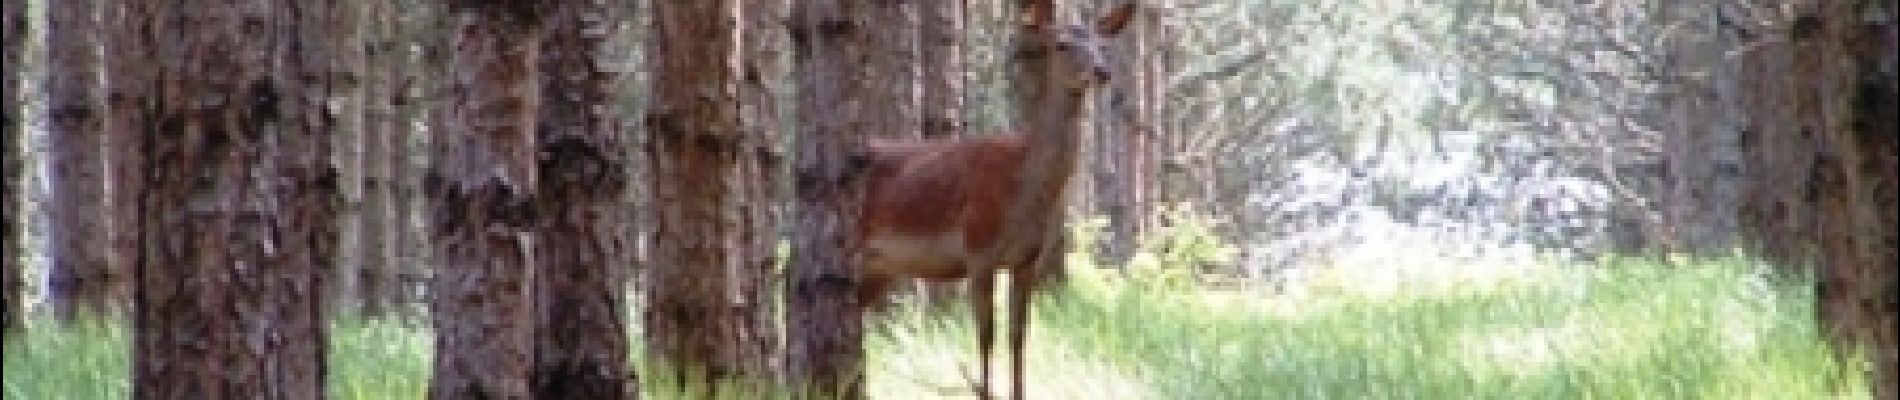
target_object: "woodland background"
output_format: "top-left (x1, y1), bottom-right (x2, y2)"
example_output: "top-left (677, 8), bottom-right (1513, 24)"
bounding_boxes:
top-left (1, 0), bottom-right (1893, 399)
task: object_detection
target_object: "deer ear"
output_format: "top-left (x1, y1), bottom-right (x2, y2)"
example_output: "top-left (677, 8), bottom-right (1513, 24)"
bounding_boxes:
top-left (1097, 3), bottom-right (1137, 35)
top-left (1024, 0), bottom-right (1054, 28)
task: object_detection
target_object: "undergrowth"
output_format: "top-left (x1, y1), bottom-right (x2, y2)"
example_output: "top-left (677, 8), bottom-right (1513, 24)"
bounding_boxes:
top-left (3, 256), bottom-right (1872, 399)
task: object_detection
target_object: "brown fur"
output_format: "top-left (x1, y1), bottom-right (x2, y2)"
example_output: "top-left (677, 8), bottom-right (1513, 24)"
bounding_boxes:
top-left (851, 3), bottom-right (1136, 399)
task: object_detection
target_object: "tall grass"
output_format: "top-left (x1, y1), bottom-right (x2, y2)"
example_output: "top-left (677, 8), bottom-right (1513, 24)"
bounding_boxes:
top-left (869, 255), bottom-right (1869, 399)
top-left (4, 256), bottom-right (1871, 399)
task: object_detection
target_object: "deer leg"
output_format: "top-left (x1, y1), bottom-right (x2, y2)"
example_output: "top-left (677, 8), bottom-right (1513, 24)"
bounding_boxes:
top-left (1009, 234), bottom-right (1064, 400)
top-left (858, 275), bottom-right (895, 314)
top-left (969, 268), bottom-right (997, 400)
top-left (1007, 261), bottom-right (1034, 400)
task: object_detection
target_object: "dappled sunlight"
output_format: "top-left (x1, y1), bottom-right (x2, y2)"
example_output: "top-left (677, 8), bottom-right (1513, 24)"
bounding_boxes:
top-left (1280, 246), bottom-right (1577, 302)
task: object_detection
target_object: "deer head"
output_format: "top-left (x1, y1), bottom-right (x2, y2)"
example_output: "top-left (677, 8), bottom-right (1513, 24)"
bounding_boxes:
top-left (1013, 2), bottom-right (1136, 96)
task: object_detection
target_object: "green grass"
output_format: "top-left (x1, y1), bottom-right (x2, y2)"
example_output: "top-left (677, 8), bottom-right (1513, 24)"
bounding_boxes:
top-left (4, 256), bottom-right (1873, 399)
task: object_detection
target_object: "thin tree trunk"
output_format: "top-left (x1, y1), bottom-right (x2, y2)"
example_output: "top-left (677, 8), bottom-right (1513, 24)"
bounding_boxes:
top-left (1, 0), bottom-right (25, 333)
top-left (1092, 0), bottom-right (1153, 268)
top-left (919, 0), bottom-right (964, 140)
top-left (531, 0), bottom-right (634, 397)
top-left (46, 0), bottom-right (116, 320)
top-left (391, 0), bottom-right (442, 320)
top-left (357, 0), bottom-right (398, 317)
top-left (101, 0), bottom-right (143, 332)
top-left (426, 2), bottom-right (541, 399)
top-left (269, 4), bottom-right (342, 396)
top-left (734, 0), bottom-right (789, 376)
top-left (334, 0), bottom-right (369, 316)
top-left (125, 1), bottom-right (332, 397)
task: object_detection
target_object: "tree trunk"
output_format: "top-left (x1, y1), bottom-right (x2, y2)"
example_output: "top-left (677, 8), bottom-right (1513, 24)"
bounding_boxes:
top-left (1, 0), bottom-right (25, 333)
top-left (783, 0), bottom-right (892, 395)
top-left (1091, 0), bottom-right (1153, 268)
top-left (46, 0), bottom-right (117, 320)
top-left (124, 1), bottom-right (332, 397)
top-left (644, 0), bottom-right (756, 389)
top-left (531, 1), bottom-right (634, 398)
top-left (269, 5), bottom-right (342, 396)
top-left (334, 0), bottom-right (369, 316)
top-left (102, 0), bottom-right (144, 332)
top-left (426, 2), bottom-right (541, 399)
top-left (735, 0), bottom-right (789, 376)
top-left (919, 0), bottom-right (964, 140)
top-left (389, 0), bottom-right (442, 320)
top-left (1731, 2), bottom-right (1897, 399)
top-left (356, 0), bottom-right (399, 317)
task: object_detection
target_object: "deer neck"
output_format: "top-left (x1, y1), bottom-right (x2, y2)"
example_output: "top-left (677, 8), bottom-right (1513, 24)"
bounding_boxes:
top-left (1008, 66), bottom-right (1091, 212)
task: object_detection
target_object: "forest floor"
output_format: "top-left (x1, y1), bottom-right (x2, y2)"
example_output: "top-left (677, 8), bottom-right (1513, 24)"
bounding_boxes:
top-left (3, 256), bottom-right (1875, 399)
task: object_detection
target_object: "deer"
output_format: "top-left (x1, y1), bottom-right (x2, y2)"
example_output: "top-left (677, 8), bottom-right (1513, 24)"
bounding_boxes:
top-left (854, 2), bottom-right (1136, 399)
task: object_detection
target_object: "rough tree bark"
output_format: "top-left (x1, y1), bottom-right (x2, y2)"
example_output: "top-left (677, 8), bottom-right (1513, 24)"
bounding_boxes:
top-left (45, 0), bottom-right (118, 320)
top-left (643, 0), bottom-right (755, 389)
top-left (531, 0), bottom-right (634, 397)
top-left (389, 0), bottom-right (442, 319)
top-left (426, 2), bottom-right (542, 398)
top-left (783, 0), bottom-right (884, 395)
top-left (335, 0), bottom-right (370, 316)
top-left (1730, 2), bottom-right (1897, 399)
top-left (123, 0), bottom-right (334, 397)
top-left (356, 0), bottom-right (402, 317)
top-left (269, 5), bottom-right (342, 397)
top-left (1, 0), bottom-right (24, 334)
top-left (102, 0), bottom-right (145, 330)
top-left (734, 0), bottom-right (789, 376)
top-left (334, 0), bottom-right (404, 318)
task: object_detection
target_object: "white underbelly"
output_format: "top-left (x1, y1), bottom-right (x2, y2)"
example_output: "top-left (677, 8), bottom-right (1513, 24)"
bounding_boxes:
top-left (862, 233), bottom-right (969, 278)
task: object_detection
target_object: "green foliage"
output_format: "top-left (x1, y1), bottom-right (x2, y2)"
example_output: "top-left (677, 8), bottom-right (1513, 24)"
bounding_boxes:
top-left (328, 319), bottom-right (432, 399)
top-left (1133, 203), bottom-right (1234, 275)
top-left (1080, 203), bottom-right (1236, 291)
top-left (2, 256), bottom-right (1872, 399)
top-left (2, 317), bottom-right (128, 399)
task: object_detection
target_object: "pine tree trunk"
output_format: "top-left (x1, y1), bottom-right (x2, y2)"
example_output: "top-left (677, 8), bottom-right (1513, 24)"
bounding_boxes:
top-left (426, 2), bottom-right (540, 398)
top-left (46, 0), bottom-right (116, 320)
top-left (334, 0), bottom-right (369, 316)
top-left (919, 0), bottom-right (964, 140)
top-left (1093, 0), bottom-right (1153, 268)
top-left (389, 1), bottom-right (440, 319)
top-left (735, 0), bottom-right (789, 376)
top-left (531, 1), bottom-right (634, 397)
top-left (357, 0), bottom-right (398, 317)
top-left (270, 5), bottom-right (342, 395)
top-left (125, 1), bottom-right (332, 397)
top-left (783, 0), bottom-right (894, 395)
top-left (644, 0), bottom-right (753, 388)
top-left (1, 0), bottom-right (25, 333)
top-left (1731, 2), bottom-right (1897, 398)
top-left (102, 0), bottom-right (145, 333)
